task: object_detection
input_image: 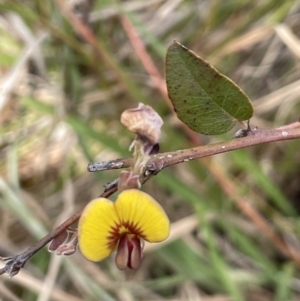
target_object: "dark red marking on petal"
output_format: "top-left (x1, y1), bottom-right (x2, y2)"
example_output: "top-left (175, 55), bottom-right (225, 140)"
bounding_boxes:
top-left (121, 220), bottom-right (143, 236)
top-left (106, 220), bottom-right (144, 250)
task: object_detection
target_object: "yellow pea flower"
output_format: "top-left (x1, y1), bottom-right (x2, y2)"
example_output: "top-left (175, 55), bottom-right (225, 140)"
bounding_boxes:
top-left (78, 189), bottom-right (170, 270)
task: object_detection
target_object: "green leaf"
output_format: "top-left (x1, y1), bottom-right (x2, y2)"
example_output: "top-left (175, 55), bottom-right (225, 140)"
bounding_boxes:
top-left (166, 41), bottom-right (253, 135)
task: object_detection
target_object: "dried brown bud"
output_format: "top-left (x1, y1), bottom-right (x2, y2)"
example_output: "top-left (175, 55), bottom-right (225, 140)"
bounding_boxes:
top-left (121, 103), bottom-right (163, 145)
top-left (56, 235), bottom-right (78, 256)
top-left (48, 230), bottom-right (69, 252)
top-left (56, 243), bottom-right (77, 256)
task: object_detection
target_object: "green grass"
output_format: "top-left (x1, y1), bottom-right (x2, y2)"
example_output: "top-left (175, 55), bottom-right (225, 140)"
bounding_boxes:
top-left (1, 1), bottom-right (300, 300)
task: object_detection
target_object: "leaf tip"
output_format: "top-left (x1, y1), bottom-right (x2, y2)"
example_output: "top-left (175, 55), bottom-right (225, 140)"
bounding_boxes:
top-left (171, 40), bottom-right (189, 53)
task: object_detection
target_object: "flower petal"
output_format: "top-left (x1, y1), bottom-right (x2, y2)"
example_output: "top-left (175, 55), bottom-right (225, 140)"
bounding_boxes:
top-left (78, 198), bottom-right (119, 262)
top-left (115, 189), bottom-right (170, 242)
top-left (115, 235), bottom-right (129, 270)
top-left (127, 235), bottom-right (142, 270)
top-left (115, 235), bottom-right (142, 270)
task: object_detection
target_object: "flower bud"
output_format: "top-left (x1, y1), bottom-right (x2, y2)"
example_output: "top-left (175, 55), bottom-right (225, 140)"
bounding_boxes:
top-left (48, 230), bottom-right (69, 252)
top-left (121, 103), bottom-right (163, 145)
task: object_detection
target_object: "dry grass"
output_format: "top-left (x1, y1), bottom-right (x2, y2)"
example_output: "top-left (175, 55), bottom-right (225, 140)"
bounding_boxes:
top-left (1, 1), bottom-right (300, 300)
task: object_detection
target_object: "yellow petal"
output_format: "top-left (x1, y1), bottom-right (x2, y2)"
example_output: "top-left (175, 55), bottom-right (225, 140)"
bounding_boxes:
top-left (115, 189), bottom-right (170, 242)
top-left (78, 198), bottom-right (119, 262)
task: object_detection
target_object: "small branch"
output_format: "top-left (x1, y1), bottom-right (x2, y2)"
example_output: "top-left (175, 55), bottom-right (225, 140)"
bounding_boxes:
top-left (0, 186), bottom-right (118, 277)
top-left (155, 127), bottom-right (300, 170)
top-left (1, 123), bottom-right (300, 277)
top-left (89, 126), bottom-right (300, 173)
top-left (275, 120), bottom-right (300, 131)
top-left (87, 157), bottom-right (133, 172)
top-left (117, 17), bottom-right (300, 269)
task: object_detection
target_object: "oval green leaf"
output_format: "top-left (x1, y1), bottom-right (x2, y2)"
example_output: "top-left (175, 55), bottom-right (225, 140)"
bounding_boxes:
top-left (166, 41), bottom-right (253, 135)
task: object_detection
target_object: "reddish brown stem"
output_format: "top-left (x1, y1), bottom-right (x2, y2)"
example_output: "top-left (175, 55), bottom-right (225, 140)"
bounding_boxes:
top-left (89, 126), bottom-right (300, 173)
top-left (156, 127), bottom-right (300, 169)
top-left (0, 186), bottom-right (117, 277)
top-left (1, 125), bottom-right (300, 277)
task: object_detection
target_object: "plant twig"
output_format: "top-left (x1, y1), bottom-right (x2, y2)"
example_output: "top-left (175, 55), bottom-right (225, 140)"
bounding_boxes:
top-left (117, 15), bottom-right (300, 274)
top-left (87, 157), bottom-right (133, 172)
top-left (0, 186), bottom-right (118, 278)
top-left (1, 122), bottom-right (300, 277)
top-left (88, 125), bottom-right (300, 173)
top-left (84, 124), bottom-right (300, 271)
